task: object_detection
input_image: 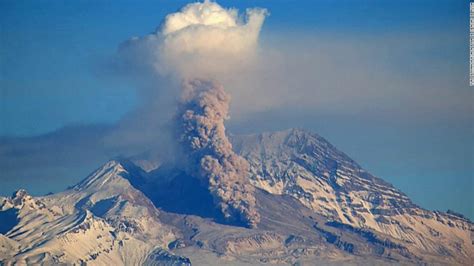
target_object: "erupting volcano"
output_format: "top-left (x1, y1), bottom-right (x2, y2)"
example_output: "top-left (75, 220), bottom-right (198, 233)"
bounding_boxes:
top-left (177, 79), bottom-right (259, 227)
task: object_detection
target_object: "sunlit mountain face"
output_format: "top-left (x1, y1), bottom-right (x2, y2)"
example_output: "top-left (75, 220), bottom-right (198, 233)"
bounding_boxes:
top-left (1, 129), bottom-right (472, 265)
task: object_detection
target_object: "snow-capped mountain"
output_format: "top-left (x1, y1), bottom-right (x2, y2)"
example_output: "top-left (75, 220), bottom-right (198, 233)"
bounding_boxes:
top-left (1, 129), bottom-right (472, 265)
top-left (0, 161), bottom-right (176, 265)
top-left (233, 129), bottom-right (473, 264)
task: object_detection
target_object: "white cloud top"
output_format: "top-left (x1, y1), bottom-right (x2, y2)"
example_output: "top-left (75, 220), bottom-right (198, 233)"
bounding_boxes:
top-left (122, 0), bottom-right (267, 79)
top-left (161, 1), bottom-right (239, 35)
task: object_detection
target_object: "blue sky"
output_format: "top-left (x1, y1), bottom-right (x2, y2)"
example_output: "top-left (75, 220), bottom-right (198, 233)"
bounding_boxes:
top-left (0, 0), bottom-right (472, 219)
top-left (0, 0), bottom-right (468, 135)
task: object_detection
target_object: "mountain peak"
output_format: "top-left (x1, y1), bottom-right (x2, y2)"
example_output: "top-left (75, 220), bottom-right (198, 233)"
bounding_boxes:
top-left (1, 128), bottom-right (472, 265)
top-left (12, 189), bottom-right (29, 201)
top-left (10, 189), bottom-right (34, 208)
top-left (73, 161), bottom-right (125, 191)
top-left (73, 159), bottom-right (147, 193)
top-left (233, 128), bottom-right (361, 175)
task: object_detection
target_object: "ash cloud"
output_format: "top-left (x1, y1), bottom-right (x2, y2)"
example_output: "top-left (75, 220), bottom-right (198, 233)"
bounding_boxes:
top-left (117, 1), bottom-right (266, 226)
top-left (178, 79), bottom-right (259, 227)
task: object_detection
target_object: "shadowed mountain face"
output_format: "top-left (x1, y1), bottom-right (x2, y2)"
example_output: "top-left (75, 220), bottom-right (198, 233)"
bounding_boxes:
top-left (0, 128), bottom-right (472, 265)
top-left (141, 169), bottom-right (223, 221)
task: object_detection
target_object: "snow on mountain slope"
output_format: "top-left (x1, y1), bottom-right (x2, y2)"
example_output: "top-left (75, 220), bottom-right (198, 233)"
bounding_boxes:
top-left (51, 160), bottom-right (172, 242)
top-left (0, 128), bottom-right (472, 265)
top-left (0, 161), bottom-right (175, 265)
top-left (232, 128), bottom-right (474, 264)
top-left (0, 234), bottom-right (19, 259)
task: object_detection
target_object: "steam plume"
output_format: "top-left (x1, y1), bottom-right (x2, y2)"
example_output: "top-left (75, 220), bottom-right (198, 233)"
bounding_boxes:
top-left (178, 79), bottom-right (259, 227)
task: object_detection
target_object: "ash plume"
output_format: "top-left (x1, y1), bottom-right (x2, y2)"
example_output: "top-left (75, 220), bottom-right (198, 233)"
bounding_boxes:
top-left (177, 79), bottom-right (259, 228)
top-left (118, 1), bottom-right (266, 227)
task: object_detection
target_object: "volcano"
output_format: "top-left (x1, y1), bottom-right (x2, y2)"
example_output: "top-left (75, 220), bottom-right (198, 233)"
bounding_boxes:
top-left (0, 128), bottom-right (472, 265)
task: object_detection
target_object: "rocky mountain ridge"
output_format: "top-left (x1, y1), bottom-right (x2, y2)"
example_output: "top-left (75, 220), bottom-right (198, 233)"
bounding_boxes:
top-left (234, 129), bottom-right (473, 263)
top-left (0, 128), bottom-right (472, 265)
